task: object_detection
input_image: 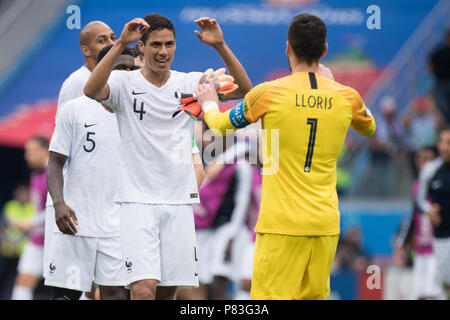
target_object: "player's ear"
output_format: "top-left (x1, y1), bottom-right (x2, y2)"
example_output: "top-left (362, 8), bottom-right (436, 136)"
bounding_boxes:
top-left (285, 41), bottom-right (291, 56)
top-left (139, 40), bottom-right (145, 51)
top-left (322, 43), bottom-right (328, 58)
top-left (81, 45), bottom-right (91, 58)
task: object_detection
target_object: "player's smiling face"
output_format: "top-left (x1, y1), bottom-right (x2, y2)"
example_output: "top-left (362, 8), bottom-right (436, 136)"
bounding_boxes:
top-left (140, 29), bottom-right (176, 74)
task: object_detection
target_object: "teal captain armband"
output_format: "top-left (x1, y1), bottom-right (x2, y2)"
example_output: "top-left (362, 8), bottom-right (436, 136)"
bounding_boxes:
top-left (229, 101), bottom-right (251, 128)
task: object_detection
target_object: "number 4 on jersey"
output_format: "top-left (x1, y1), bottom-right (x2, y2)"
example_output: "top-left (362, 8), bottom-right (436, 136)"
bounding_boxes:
top-left (133, 98), bottom-right (146, 120)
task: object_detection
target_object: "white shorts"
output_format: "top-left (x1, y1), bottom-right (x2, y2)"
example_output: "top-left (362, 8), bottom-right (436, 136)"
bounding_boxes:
top-left (195, 224), bottom-right (237, 284)
top-left (44, 233), bottom-right (126, 292)
top-left (43, 205), bottom-right (56, 278)
top-left (120, 203), bottom-right (198, 287)
top-left (433, 237), bottom-right (450, 286)
top-left (17, 241), bottom-right (43, 276)
top-left (413, 254), bottom-right (441, 299)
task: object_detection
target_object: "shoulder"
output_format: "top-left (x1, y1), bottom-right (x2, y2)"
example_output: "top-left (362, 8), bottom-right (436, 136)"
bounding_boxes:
top-left (171, 70), bottom-right (203, 82)
top-left (421, 158), bottom-right (444, 179)
top-left (245, 81), bottom-right (275, 104)
top-left (59, 96), bottom-right (87, 120)
top-left (63, 66), bottom-right (91, 86)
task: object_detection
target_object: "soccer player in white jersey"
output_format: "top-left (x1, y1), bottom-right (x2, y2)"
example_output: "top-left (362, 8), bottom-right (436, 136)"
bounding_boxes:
top-left (84, 14), bottom-right (252, 300)
top-left (56, 21), bottom-right (116, 116)
top-left (44, 47), bottom-right (138, 300)
top-left (43, 21), bottom-right (117, 300)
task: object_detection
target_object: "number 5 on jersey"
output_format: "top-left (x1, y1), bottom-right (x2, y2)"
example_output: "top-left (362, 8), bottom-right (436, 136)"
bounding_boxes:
top-left (133, 98), bottom-right (146, 120)
top-left (83, 132), bottom-right (96, 153)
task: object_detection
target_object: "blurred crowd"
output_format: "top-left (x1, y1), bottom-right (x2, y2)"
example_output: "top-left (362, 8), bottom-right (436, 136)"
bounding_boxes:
top-left (338, 30), bottom-right (450, 199)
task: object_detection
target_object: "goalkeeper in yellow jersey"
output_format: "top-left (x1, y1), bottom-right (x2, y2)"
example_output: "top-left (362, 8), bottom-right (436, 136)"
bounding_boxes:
top-left (193, 13), bottom-right (376, 300)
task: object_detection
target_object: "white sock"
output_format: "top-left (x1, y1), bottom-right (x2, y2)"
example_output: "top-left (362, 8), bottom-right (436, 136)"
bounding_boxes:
top-left (11, 285), bottom-right (33, 300)
top-left (79, 292), bottom-right (93, 300)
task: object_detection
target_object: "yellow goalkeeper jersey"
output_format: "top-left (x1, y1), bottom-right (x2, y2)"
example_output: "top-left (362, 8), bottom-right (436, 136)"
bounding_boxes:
top-left (205, 71), bottom-right (375, 236)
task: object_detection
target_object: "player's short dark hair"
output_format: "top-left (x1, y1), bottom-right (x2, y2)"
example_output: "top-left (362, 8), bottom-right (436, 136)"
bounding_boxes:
top-left (28, 135), bottom-right (49, 149)
top-left (141, 14), bottom-right (175, 45)
top-left (287, 14), bottom-right (327, 66)
top-left (97, 44), bottom-right (133, 62)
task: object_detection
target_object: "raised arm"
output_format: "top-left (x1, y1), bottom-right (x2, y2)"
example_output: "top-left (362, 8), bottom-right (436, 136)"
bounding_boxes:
top-left (194, 17), bottom-right (252, 100)
top-left (84, 18), bottom-right (149, 101)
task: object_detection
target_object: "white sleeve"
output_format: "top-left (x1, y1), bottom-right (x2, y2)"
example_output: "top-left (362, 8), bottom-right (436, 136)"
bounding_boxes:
top-left (417, 158), bottom-right (443, 213)
top-left (100, 70), bottom-right (127, 112)
top-left (222, 162), bottom-right (253, 241)
top-left (49, 102), bottom-right (74, 157)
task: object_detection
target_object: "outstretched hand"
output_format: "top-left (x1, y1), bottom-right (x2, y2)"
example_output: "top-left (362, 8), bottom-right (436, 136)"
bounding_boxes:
top-left (194, 17), bottom-right (225, 47)
top-left (118, 18), bottom-right (149, 45)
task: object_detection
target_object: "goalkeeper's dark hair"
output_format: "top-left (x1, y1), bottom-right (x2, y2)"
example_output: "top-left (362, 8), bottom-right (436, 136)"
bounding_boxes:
top-left (141, 14), bottom-right (175, 45)
top-left (97, 44), bottom-right (133, 62)
top-left (288, 14), bottom-right (327, 66)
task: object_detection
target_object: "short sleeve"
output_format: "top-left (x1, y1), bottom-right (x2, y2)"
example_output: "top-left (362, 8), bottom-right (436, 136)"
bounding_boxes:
top-left (100, 70), bottom-right (127, 112)
top-left (49, 102), bottom-right (74, 157)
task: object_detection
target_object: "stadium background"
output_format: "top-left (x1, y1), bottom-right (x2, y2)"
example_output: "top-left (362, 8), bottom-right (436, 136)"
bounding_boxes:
top-left (0, 0), bottom-right (448, 299)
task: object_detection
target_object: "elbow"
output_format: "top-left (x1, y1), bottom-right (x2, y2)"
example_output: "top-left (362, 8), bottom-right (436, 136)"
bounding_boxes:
top-left (83, 86), bottom-right (96, 100)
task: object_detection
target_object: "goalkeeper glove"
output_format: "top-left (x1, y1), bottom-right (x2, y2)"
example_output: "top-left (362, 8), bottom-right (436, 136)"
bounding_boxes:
top-left (172, 68), bottom-right (238, 119)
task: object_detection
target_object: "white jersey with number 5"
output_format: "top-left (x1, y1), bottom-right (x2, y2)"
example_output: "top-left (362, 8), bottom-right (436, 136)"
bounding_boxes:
top-left (102, 69), bottom-right (202, 205)
top-left (49, 96), bottom-right (121, 237)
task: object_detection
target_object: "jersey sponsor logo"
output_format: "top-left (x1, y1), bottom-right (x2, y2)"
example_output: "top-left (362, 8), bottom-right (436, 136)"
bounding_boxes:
top-left (132, 90), bottom-right (146, 95)
top-left (296, 94), bottom-right (333, 110)
top-left (84, 123), bottom-right (97, 128)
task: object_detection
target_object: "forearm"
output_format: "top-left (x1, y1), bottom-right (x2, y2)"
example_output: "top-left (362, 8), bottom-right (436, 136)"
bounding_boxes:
top-left (204, 106), bottom-right (236, 136)
top-left (193, 153), bottom-right (205, 189)
top-left (84, 41), bottom-right (127, 100)
top-left (46, 155), bottom-right (67, 205)
top-left (213, 42), bottom-right (252, 100)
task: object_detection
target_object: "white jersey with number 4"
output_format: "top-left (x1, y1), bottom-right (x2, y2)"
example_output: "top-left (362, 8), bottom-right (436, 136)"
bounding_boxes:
top-left (102, 69), bottom-right (202, 205)
top-left (49, 96), bottom-right (121, 237)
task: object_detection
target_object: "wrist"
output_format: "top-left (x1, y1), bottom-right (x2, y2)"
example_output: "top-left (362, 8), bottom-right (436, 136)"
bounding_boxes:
top-left (53, 199), bottom-right (65, 207)
top-left (212, 41), bottom-right (227, 51)
top-left (116, 38), bottom-right (130, 48)
top-left (202, 100), bottom-right (219, 113)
